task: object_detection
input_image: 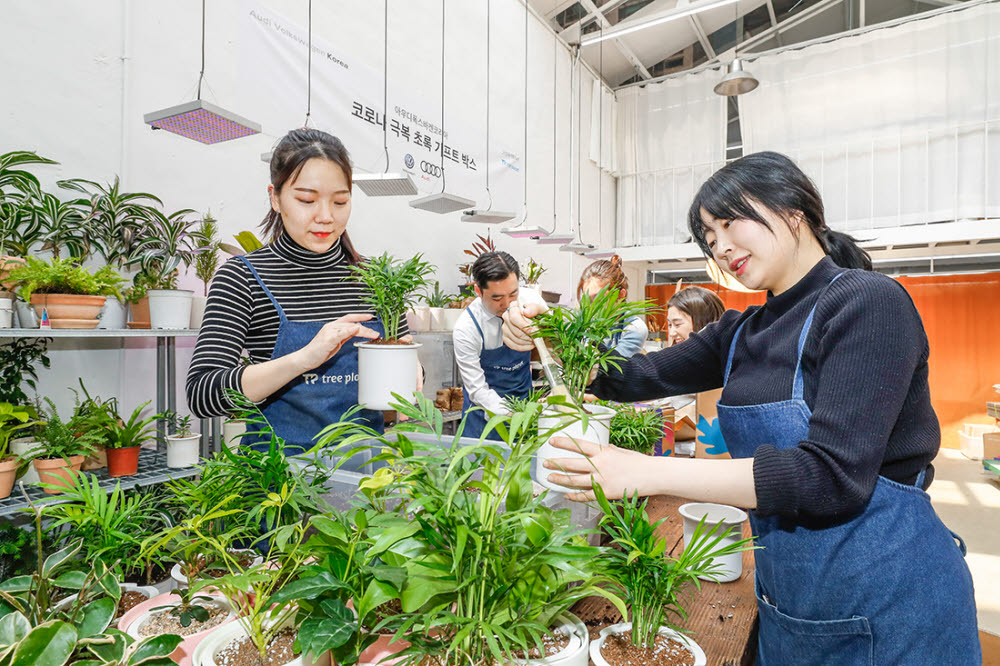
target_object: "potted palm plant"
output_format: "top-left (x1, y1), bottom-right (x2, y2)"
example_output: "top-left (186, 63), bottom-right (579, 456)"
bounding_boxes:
top-left (105, 401), bottom-right (161, 477)
top-left (31, 399), bottom-right (102, 494)
top-left (0, 402), bottom-right (42, 499)
top-left (191, 213), bottom-right (221, 328)
top-left (589, 485), bottom-right (754, 666)
top-left (530, 288), bottom-right (654, 493)
top-left (164, 412), bottom-right (200, 469)
top-left (7, 256), bottom-right (125, 328)
top-left (350, 253), bottom-right (433, 410)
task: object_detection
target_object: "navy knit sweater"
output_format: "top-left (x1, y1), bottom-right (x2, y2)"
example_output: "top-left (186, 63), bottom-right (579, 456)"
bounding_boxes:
top-left (590, 257), bottom-right (939, 522)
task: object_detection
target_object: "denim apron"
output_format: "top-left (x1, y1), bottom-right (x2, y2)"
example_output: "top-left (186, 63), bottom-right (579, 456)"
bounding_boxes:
top-left (460, 308), bottom-right (532, 441)
top-left (238, 257), bottom-right (384, 459)
top-left (717, 272), bottom-right (980, 665)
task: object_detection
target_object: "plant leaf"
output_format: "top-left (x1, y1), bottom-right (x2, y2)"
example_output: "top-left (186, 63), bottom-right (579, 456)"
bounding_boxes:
top-left (9, 621), bottom-right (76, 666)
top-left (77, 597), bottom-right (115, 638)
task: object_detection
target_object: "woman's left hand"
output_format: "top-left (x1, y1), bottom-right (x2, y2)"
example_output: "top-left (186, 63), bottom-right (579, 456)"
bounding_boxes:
top-left (544, 436), bottom-right (651, 502)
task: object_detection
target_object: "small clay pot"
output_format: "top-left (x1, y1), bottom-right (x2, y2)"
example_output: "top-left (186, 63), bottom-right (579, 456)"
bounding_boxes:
top-left (33, 455), bottom-right (85, 494)
top-left (107, 446), bottom-right (141, 477)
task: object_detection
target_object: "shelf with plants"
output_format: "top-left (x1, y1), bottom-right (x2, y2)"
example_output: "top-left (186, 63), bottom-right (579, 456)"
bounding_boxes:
top-left (0, 328), bottom-right (198, 338)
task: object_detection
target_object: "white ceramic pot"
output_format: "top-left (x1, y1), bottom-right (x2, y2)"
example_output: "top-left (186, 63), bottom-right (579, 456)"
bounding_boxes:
top-left (97, 298), bottom-right (127, 329)
top-left (0, 298), bottom-right (12, 329)
top-left (442, 308), bottom-right (465, 330)
top-left (166, 434), bottom-right (201, 468)
top-left (535, 405), bottom-right (615, 494)
top-left (428, 307), bottom-right (446, 331)
top-left (10, 438), bottom-right (42, 484)
top-left (517, 613), bottom-right (589, 666)
top-left (54, 582), bottom-right (159, 614)
top-left (148, 289), bottom-right (194, 330)
top-left (590, 622), bottom-right (706, 666)
top-left (678, 502), bottom-right (748, 582)
top-left (170, 550), bottom-right (264, 589)
top-left (356, 342), bottom-right (422, 411)
top-left (405, 306), bottom-right (431, 333)
top-left (192, 612), bottom-right (331, 666)
top-left (222, 420), bottom-right (246, 450)
top-left (190, 295), bottom-right (207, 329)
top-left (13, 299), bottom-right (38, 328)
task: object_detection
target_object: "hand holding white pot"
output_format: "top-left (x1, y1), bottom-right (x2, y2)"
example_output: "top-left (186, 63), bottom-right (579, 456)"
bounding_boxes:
top-left (543, 436), bottom-right (650, 503)
top-left (297, 314), bottom-right (381, 370)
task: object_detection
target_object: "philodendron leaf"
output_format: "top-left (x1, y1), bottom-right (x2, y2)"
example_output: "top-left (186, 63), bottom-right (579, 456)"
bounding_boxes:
top-left (127, 634), bottom-right (183, 664)
top-left (77, 597), bottom-right (116, 639)
top-left (9, 620), bottom-right (77, 666)
top-left (0, 611), bottom-right (30, 647)
top-left (42, 541), bottom-right (82, 578)
top-left (0, 577), bottom-right (32, 594)
top-left (52, 570), bottom-right (88, 591)
top-left (85, 627), bottom-right (129, 662)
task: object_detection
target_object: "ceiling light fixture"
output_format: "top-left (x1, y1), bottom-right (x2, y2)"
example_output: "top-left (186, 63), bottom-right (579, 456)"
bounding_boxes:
top-left (502, 226), bottom-right (553, 239)
top-left (714, 57), bottom-right (759, 96)
top-left (144, 0), bottom-right (261, 143)
top-left (535, 234), bottom-right (576, 245)
top-left (355, 0), bottom-right (417, 197)
top-left (411, 0), bottom-right (476, 214)
top-left (580, 0), bottom-right (740, 46)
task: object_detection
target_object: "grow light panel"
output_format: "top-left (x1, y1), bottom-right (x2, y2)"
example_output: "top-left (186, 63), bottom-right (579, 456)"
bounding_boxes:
top-left (585, 249), bottom-right (617, 259)
top-left (501, 226), bottom-right (551, 239)
top-left (354, 173), bottom-right (418, 197)
top-left (560, 242), bottom-right (595, 253)
top-left (534, 234), bottom-right (575, 245)
top-left (144, 100), bottom-right (261, 144)
top-left (461, 210), bottom-right (517, 224)
top-left (409, 192), bottom-right (476, 214)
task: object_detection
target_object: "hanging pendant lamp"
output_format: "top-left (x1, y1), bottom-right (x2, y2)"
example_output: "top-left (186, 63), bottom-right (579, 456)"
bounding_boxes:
top-left (145, 0), bottom-right (261, 143)
top-left (713, 58), bottom-right (759, 96)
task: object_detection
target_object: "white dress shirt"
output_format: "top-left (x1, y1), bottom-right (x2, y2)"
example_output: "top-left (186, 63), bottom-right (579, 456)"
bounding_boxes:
top-left (452, 298), bottom-right (509, 416)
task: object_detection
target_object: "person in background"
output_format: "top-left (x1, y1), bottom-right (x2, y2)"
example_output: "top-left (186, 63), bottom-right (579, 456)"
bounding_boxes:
top-left (578, 255), bottom-right (648, 358)
top-left (504, 151), bottom-right (980, 664)
top-left (453, 251), bottom-right (532, 440)
top-left (665, 286), bottom-right (725, 347)
top-left (186, 128), bottom-right (418, 456)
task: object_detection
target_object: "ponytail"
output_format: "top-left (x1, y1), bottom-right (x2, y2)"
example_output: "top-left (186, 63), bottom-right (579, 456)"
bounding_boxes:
top-left (819, 228), bottom-right (872, 271)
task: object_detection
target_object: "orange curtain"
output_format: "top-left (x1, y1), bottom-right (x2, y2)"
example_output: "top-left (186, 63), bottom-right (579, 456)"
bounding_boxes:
top-left (646, 274), bottom-right (1000, 448)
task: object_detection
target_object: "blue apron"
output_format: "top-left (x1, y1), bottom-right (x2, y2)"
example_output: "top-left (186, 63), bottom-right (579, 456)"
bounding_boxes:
top-left (460, 308), bottom-right (532, 441)
top-left (717, 272), bottom-right (980, 665)
top-left (238, 257), bottom-right (384, 459)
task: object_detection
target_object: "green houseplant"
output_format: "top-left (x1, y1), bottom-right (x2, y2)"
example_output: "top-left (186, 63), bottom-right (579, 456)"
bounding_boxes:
top-left (589, 485), bottom-right (754, 666)
top-left (0, 339), bottom-right (50, 406)
top-left (105, 402), bottom-right (161, 477)
top-left (7, 256), bottom-right (124, 328)
top-left (350, 252), bottom-right (434, 410)
top-left (312, 393), bottom-right (626, 666)
top-left (604, 402), bottom-right (667, 455)
top-left (0, 151), bottom-right (56, 289)
top-left (522, 257), bottom-right (547, 287)
top-left (31, 399), bottom-right (102, 495)
top-left (0, 402), bottom-right (43, 499)
top-left (530, 287), bottom-right (655, 494)
top-left (163, 411), bottom-right (200, 469)
top-left (457, 232), bottom-right (494, 297)
top-left (190, 214), bottom-right (221, 329)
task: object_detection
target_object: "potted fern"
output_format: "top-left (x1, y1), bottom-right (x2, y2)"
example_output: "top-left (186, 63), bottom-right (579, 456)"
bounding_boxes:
top-left (191, 213), bottom-right (221, 328)
top-left (8, 256), bottom-right (125, 328)
top-left (105, 401), bottom-right (161, 477)
top-left (531, 288), bottom-right (654, 493)
top-left (31, 399), bottom-right (102, 494)
top-left (349, 252), bottom-right (433, 410)
top-left (590, 485), bottom-right (754, 666)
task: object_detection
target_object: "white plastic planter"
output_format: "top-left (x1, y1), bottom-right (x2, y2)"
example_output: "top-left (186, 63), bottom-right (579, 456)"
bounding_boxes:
top-left (148, 289), bottom-right (194, 329)
top-left (590, 623), bottom-right (706, 666)
top-left (518, 613), bottom-right (590, 666)
top-left (428, 307), bottom-right (447, 331)
top-left (405, 307), bottom-right (431, 333)
top-left (535, 405), bottom-right (615, 494)
top-left (222, 420), bottom-right (247, 450)
top-left (678, 502), bottom-right (748, 582)
top-left (54, 583), bottom-right (158, 613)
top-left (189, 295), bottom-right (207, 329)
top-left (192, 612), bottom-right (331, 666)
top-left (0, 297), bottom-right (12, 329)
top-left (441, 308), bottom-right (465, 330)
top-left (10, 438), bottom-right (42, 485)
top-left (97, 298), bottom-right (127, 329)
top-left (166, 434), bottom-right (200, 468)
top-left (356, 342), bottom-right (422, 411)
top-left (170, 550), bottom-right (264, 589)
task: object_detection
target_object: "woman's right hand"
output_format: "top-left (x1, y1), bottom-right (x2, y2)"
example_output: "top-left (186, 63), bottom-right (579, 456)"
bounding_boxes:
top-left (295, 314), bottom-right (380, 371)
top-left (501, 301), bottom-right (547, 352)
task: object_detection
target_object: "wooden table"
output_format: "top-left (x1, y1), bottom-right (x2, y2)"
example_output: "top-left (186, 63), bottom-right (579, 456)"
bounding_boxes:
top-left (572, 495), bottom-right (758, 666)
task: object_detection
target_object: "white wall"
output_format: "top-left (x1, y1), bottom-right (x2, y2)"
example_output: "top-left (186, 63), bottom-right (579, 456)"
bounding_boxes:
top-left (0, 0), bottom-right (617, 416)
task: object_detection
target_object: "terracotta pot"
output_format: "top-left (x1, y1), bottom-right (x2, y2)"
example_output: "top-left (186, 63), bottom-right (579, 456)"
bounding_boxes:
top-left (33, 455), bottom-right (85, 494)
top-left (358, 632), bottom-right (411, 666)
top-left (107, 446), bottom-right (141, 477)
top-left (30, 294), bottom-right (106, 324)
top-left (129, 296), bottom-right (151, 329)
top-left (83, 445), bottom-right (107, 471)
top-left (0, 257), bottom-right (25, 292)
top-left (0, 458), bottom-right (17, 500)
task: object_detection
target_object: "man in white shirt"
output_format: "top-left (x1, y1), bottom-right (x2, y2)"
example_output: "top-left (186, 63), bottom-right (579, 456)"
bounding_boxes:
top-left (453, 251), bottom-right (532, 440)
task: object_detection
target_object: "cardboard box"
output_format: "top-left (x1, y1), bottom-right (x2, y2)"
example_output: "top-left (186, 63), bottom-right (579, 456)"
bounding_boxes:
top-left (983, 432), bottom-right (1000, 461)
top-left (694, 388), bottom-right (731, 459)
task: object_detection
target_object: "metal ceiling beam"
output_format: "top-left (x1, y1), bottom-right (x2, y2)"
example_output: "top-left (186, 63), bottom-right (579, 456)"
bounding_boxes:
top-left (764, 0), bottom-right (783, 44)
top-left (913, 0), bottom-right (964, 6)
top-left (687, 14), bottom-right (718, 59)
top-left (559, 0), bottom-right (635, 33)
top-left (738, 0), bottom-right (843, 52)
top-left (578, 0), bottom-right (653, 79)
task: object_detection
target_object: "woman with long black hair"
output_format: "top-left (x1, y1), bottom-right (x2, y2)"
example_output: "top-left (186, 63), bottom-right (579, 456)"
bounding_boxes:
top-left (503, 151), bottom-right (980, 664)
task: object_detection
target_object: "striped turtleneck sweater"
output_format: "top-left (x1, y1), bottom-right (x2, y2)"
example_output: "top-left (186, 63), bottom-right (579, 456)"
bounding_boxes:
top-left (590, 257), bottom-right (939, 524)
top-left (186, 233), bottom-right (406, 418)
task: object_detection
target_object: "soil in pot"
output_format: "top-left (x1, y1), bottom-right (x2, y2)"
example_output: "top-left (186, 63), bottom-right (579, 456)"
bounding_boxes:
top-left (115, 590), bottom-right (149, 621)
top-left (139, 603), bottom-right (230, 638)
top-left (599, 633), bottom-right (695, 666)
top-left (216, 626), bottom-right (300, 666)
top-left (509, 631), bottom-right (572, 660)
top-left (125, 562), bottom-right (172, 587)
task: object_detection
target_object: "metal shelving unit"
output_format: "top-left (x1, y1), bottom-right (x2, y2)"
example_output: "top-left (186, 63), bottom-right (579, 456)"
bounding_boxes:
top-left (0, 450), bottom-right (200, 517)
